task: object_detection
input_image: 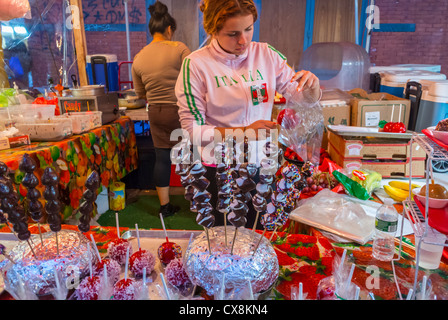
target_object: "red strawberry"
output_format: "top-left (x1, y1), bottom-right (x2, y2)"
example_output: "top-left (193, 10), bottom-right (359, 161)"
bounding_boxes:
top-left (318, 237), bottom-right (334, 251)
top-left (299, 265), bottom-right (317, 275)
top-left (320, 257), bottom-right (333, 276)
top-left (307, 245), bottom-right (321, 260)
top-left (274, 248), bottom-right (297, 266)
top-left (287, 234), bottom-right (317, 245)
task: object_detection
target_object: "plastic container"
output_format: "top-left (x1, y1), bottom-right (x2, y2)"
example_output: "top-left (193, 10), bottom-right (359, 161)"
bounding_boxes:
top-left (65, 111), bottom-right (102, 134)
top-left (379, 70), bottom-right (446, 98)
top-left (0, 104), bottom-right (56, 122)
top-left (14, 117), bottom-right (73, 141)
top-left (415, 226), bottom-right (447, 270)
top-left (369, 66), bottom-right (412, 92)
top-left (391, 64), bottom-right (442, 73)
top-left (86, 54), bottom-right (119, 92)
top-left (372, 198), bottom-right (398, 261)
top-left (412, 80), bottom-right (448, 132)
top-left (299, 42), bottom-right (371, 91)
top-left (109, 181), bottom-right (125, 211)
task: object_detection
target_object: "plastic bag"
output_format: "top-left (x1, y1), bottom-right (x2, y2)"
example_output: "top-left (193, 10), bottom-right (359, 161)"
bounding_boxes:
top-left (332, 170), bottom-right (372, 201)
top-left (0, 0), bottom-right (30, 21)
top-left (277, 84), bottom-right (324, 167)
top-left (290, 189), bottom-right (375, 244)
top-left (350, 169), bottom-right (382, 195)
top-left (317, 249), bottom-right (359, 300)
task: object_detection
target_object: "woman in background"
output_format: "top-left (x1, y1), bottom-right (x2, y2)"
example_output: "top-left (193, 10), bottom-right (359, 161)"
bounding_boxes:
top-left (133, 1), bottom-right (191, 217)
top-left (175, 0), bottom-right (320, 227)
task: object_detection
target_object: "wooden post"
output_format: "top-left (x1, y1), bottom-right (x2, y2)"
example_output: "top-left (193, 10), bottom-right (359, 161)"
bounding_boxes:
top-left (69, 0), bottom-right (88, 86)
top-left (0, 32), bottom-right (9, 88)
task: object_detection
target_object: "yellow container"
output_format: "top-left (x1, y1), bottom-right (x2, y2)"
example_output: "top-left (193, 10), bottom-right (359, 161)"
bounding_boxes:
top-left (109, 181), bottom-right (125, 211)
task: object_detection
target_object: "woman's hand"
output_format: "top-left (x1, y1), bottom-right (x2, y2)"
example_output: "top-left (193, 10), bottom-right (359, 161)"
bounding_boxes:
top-left (246, 119), bottom-right (277, 131)
top-left (291, 70), bottom-right (321, 101)
top-left (244, 120), bottom-right (278, 138)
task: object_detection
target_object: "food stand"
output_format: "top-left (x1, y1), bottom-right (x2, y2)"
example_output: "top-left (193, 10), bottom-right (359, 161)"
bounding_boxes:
top-left (0, 0), bottom-right (448, 305)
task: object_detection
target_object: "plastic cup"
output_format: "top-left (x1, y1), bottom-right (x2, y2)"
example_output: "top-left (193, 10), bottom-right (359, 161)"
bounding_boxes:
top-left (415, 227), bottom-right (447, 270)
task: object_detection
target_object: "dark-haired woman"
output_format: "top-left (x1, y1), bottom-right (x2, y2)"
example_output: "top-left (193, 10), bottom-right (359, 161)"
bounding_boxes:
top-left (132, 1), bottom-right (191, 217)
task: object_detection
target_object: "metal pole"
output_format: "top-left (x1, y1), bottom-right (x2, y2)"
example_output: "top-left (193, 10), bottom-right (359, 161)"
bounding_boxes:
top-left (124, 0), bottom-right (132, 83)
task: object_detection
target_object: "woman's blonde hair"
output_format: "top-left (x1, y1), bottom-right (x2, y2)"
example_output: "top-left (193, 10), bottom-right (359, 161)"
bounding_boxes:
top-left (200, 0), bottom-right (258, 35)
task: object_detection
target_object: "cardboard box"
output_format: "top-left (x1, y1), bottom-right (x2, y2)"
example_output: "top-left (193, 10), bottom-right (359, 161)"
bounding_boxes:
top-left (327, 128), bottom-right (427, 178)
top-left (0, 137), bottom-right (10, 150)
top-left (8, 135), bottom-right (31, 148)
top-left (0, 135), bottom-right (31, 151)
top-left (326, 147), bottom-right (426, 178)
top-left (327, 129), bottom-right (426, 160)
top-left (349, 88), bottom-right (411, 128)
top-left (320, 89), bottom-right (352, 149)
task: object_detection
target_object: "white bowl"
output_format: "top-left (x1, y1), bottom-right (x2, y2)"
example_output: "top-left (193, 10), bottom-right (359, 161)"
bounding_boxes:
top-left (428, 126), bottom-right (448, 144)
top-left (412, 187), bottom-right (448, 209)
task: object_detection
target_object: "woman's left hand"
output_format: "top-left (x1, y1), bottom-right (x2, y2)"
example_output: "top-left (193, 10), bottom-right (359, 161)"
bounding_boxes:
top-left (291, 70), bottom-right (321, 101)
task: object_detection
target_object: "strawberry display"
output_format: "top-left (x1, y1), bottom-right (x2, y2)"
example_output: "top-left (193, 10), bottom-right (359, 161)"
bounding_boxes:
top-left (267, 232), bottom-right (335, 300)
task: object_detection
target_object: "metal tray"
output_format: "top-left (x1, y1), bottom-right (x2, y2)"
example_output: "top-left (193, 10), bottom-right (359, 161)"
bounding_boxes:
top-left (0, 230), bottom-right (203, 300)
top-left (327, 125), bottom-right (420, 139)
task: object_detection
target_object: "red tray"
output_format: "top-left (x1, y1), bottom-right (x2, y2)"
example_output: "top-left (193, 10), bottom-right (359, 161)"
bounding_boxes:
top-left (414, 197), bottom-right (448, 235)
top-left (414, 197), bottom-right (448, 263)
top-left (421, 129), bottom-right (448, 152)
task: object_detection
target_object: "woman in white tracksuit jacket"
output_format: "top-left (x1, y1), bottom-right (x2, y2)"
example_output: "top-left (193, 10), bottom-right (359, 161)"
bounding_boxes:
top-left (174, 0), bottom-right (321, 228)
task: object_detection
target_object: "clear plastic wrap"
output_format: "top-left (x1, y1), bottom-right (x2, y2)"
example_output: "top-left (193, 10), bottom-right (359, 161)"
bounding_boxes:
top-left (1, 0), bottom-right (79, 90)
top-left (289, 189), bottom-right (375, 244)
top-left (277, 84), bottom-right (324, 166)
top-left (316, 249), bottom-right (359, 300)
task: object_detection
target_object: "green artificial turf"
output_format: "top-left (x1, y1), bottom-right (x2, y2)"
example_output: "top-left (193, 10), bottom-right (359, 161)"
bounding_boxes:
top-left (96, 194), bottom-right (202, 231)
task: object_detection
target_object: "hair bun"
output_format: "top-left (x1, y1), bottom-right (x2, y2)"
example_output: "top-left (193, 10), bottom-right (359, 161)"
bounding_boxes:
top-left (149, 1), bottom-right (168, 18)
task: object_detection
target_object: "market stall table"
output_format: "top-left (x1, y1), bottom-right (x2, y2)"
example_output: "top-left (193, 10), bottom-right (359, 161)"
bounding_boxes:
top-left (0, 222), bottom-right (447, 300)
top-left (0, 116), bottom-right (138, 221)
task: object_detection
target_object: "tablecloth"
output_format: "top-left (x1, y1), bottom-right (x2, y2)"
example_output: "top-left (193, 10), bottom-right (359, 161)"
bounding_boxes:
top-left (0, 116), bottom-right (138, 220)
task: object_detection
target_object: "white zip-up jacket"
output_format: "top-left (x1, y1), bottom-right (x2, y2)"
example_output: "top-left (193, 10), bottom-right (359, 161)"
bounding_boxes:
top-left (175, 38), bottom-right (299, 150)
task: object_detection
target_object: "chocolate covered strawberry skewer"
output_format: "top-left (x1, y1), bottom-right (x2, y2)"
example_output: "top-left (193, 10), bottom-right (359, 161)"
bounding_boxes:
top-left (0, 177), bottom-right (36, 258)
top-left (78, 171), bottom-right (100, 233)
top-left (19, 154), bottom-right (44, 246)
top-left (42, 167), bottom-right (62, 256)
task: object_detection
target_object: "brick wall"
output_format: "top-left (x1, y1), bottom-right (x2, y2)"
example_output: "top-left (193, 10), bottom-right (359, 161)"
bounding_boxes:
top-left (369, 0), bottom-right (448, 74)
top-left (83, 0), bottom-right (148, 86)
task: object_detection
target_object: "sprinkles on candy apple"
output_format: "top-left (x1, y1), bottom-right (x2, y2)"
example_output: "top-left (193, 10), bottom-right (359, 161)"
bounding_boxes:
top-left (76, 244), bottom-right (101, 300)
top-left (113, 246), bottom-right (140, 300)
top-left (107, 212), bottom-right (132, 265)
top-left (129, 224), bottom-right (156, 277)
top-left (165, 258), bottom-right (192, 292)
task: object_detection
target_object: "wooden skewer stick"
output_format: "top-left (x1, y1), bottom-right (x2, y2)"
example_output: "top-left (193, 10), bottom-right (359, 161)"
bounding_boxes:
top-left (252, 228), bottom-right (267, 256)
top-left (204, 227), bottom-right (211, 254)
top-left (230, 228), bottom-right (238, 255)
top-left (224, 212), bottom-right (228, 247)
top-left (26, 239), bottom-right (38, 260)
top-left (55, 232), bottom-right (60, 256)
top-left (0, 244), bottom-right (16, 264)
top-left (250, 211), bottom-right (260, 241)
top-left (37, 223), bottom-right (44, 247)
top-left (269, 226), bottom-right (278, 242)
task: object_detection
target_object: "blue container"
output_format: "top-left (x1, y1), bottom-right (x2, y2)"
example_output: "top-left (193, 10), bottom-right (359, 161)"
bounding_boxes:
top-left (86, 54), bottom-right (119, 92)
